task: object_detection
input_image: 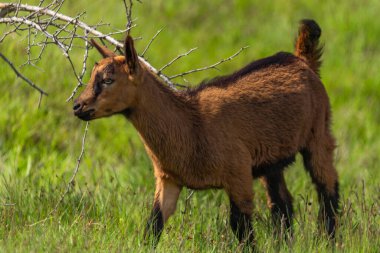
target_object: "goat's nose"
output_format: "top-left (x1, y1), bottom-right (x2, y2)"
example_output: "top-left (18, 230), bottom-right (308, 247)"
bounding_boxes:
top-left (73, 100), bottom-right (83, 112)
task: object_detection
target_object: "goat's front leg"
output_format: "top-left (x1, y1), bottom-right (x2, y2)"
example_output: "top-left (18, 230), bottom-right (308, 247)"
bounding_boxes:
top-left (144, 176), bottom-right (182, 247)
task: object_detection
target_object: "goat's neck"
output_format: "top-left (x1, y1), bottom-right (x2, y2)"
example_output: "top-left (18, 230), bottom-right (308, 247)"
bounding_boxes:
top-left (127, 70), bottom-right (197, 170)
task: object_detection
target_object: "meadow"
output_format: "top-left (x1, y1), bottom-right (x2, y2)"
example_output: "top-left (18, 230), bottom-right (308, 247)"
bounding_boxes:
top-left (0, 0), bottom-right (379, 252)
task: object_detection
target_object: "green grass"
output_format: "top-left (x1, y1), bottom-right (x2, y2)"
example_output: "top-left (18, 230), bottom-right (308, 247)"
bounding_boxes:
top-left (1, 0), bottom-right (379, 252)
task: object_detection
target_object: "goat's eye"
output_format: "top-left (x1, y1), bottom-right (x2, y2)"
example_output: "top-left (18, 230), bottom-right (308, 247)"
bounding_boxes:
top-left (103, 79), bottom-right (114, 85)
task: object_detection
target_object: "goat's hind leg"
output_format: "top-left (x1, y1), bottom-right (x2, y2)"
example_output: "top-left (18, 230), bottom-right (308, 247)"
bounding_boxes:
top-left (229, 199), bottom-right (255, 244)
top-left (261, 171), bottom-right (293, 237)
top-left (226, 175), bottom-right (257, 251)
top-left (301, 132), bottom-right (339, 238)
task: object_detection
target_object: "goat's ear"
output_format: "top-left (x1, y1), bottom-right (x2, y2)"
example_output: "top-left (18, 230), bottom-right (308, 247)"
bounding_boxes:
top-left (90, 39), bottom-right (117, 58)
top-left (124, 35), bottom-right (138, 73)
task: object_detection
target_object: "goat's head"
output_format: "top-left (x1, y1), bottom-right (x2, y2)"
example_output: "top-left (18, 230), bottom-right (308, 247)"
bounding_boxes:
top-left (73, 36), bottom-right (140, 121)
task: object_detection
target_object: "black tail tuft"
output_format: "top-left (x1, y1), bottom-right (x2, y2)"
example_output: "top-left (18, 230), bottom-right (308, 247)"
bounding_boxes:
top-left (295, 19), bottom-right (323, 76)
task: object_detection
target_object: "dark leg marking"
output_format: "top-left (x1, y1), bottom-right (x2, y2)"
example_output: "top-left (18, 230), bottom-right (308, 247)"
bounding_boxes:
top-left (230, 200), bottom-right (255, 250)
top-left (263, 173), bottom-right (293, 234)
top-left (301, 148), bottom-right (340, 237)
top-left (144, 202), bottom-right (164, 247)
top-left (318, 181), bottom-right (339, 237)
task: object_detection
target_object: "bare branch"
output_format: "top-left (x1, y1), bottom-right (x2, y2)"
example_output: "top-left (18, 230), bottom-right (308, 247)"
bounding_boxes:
top-left (56, 28), bottom-right (131, 40)
top-left (0, 3), bottom-right (174, 87)
top-left (0, 52), bottom-right (48, 96)
top-left (66, 32), bottom-right (90, 102)
top-left (28, 112), bottom-right (90, 226)
top-left (49, 121), bottom-right (89, 216)
top-left (158, 47), bottom-right (197, 74)
top-left (141, 28), bottom-right (163, 58)
top-left (0, 17), bottom-right (69, 56)
top-left (65, 54), bottom-right (84, 85)
top-left (0, 2), bottom-right (249, 96)
top-left (0, 3), bottom-right (124, 48)
top-left (42, 0), bottom-right (65, 30)
top-left (122, 0), bottom-right (133, 32)
top-left (169, 46), bottom-right (249, 80)
top-left (172, 83), bottom-right (189, 89)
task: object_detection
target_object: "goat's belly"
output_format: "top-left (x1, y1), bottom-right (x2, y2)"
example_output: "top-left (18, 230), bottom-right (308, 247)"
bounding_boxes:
top-left (251, 154), bottom-right (296, 178)
top-left (179, 172), bottom-right (224, 190)
top-left (186, 182), bottom-right (224, 190)
top-left (162, 166), bottom-right (224, 190)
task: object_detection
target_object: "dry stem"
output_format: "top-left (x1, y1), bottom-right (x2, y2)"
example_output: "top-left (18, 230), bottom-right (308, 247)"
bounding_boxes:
top-left (49, 121), bottom-right (89, 216)
top-left (169, 46), bottom-right (249, 80)
top-left (0, 52), bottom-right (48, 96)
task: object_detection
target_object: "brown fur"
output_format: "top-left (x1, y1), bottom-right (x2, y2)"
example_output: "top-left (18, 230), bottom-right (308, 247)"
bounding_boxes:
top-left (74, 20), bottom-right (339, 248)
top-left (295, 19), bottom-right (324, 76)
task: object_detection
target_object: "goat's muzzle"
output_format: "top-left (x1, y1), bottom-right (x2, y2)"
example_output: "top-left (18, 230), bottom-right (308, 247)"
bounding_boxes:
top-left (73, 100), bottom-right (94, 121)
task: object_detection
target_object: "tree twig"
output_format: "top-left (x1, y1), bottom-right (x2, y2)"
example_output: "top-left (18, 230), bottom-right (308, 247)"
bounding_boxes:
top-left (0, 52), bottom-right (48, 96)
top-left (169, 46), bottom-right (249, 80)
top-left (122, 0), bottom-right (133, 33)
top-left (158, 47), bottom-right (198, 74)
top-left (66, 31), bottom-right (90, 101)
top-left (48, 121), bottom-right (89, 216)
top-left (141, 28), bottom-right (163, 58)
top-left (0, 3), bottom-right (172, 87)
top-left (0, 17), bottom-right (69, 56)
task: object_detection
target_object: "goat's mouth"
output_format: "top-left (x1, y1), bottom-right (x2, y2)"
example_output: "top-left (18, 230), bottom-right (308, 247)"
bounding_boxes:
top-left (75, 109), bottom-right (95, 121)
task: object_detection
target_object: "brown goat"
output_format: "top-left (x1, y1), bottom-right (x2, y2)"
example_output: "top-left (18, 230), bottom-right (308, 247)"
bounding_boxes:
top-left (73, 19), bottom-right (339, 250)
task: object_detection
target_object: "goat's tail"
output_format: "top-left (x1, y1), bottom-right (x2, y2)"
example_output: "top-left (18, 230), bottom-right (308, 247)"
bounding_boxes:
top-left (295, 19), bottom-right (323, 76)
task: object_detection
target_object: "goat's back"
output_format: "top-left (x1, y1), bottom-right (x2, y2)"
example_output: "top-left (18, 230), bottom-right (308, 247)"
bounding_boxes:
top-left (190, 52), bottom-right (330, 167)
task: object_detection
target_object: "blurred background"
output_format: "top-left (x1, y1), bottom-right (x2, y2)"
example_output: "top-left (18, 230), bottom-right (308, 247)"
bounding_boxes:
top-left (0, 0), bottom-right (379, 252)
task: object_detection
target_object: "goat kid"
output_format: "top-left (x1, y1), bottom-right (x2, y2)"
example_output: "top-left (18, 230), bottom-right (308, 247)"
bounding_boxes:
top-left (73, 19), bottom-right (339, 250)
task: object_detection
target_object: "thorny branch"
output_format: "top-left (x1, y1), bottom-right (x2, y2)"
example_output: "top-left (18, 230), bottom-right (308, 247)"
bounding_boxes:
top-left (0, 52), bottom-right (47, 105)
top-left (49, 121), bottom-right (89, 216)
top-left (140, 28), bottom-right (163, 58)
top-left (158, 47), bottom-right (198, 74)
top-left (0, 2), bottom-right (172, 88)
top-left (28, 121), bottom-right (89, 227)
top-left (122, 0), bottom-right (139, 33)
top-left (66, 30), bottom-right (90, 101)
top-left (0, 0), bottom-right (247, 217)
top-left (169, 46), bottom-right (249, 80)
